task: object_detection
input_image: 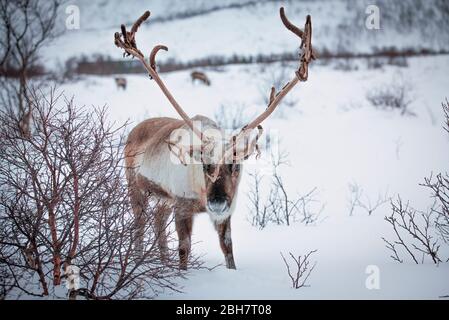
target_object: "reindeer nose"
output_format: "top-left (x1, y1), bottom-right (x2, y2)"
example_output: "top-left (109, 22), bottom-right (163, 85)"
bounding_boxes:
top-left (207, 199), bottom-right (228, 214)
top-left (210, 194), bottom-right (226, 203)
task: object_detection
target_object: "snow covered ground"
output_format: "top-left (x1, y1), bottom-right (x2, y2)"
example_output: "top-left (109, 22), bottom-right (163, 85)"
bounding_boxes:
top-left (43, 0), bottom-right (449, 69)
top-left (58, 54), bottom-right (449, 299)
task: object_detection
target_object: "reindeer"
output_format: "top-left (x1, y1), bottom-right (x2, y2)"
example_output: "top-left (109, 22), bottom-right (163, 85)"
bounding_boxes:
top-left (191, 71), bottom-right (211, 86)
top-left (114, 8), bottom-right (315, 270)
top-left (115, 77), bottom-right (127, 90)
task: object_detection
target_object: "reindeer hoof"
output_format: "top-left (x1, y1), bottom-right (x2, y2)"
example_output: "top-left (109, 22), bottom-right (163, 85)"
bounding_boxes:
top-left (226, 259), bottom-right (236, 270)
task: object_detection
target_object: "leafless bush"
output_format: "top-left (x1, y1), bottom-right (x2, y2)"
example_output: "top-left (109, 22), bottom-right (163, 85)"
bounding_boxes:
top-left (366, 76), bottom-right (414, 115)
top-left (383, 100), bottom-right (449, 264)
top-left (213, 103), bottom-right (272, 151)
top-left (387, 56), bottom-right (408, 67)
top-left (422, 174), bottom-right (449, 245)
top-left (0, 88), bottom-right (186, 299)
top-left (366, 56), bottom-right (408, 70)
top-left (0, 265), bottom-right (11, 299)
top-left (213, 103), bottom-right (250, 131)
top-left (0, 0), bottom-right (60, 137)
top-left (333, 58), bottom-right (358, 71)
top-left (366, 57), bottom-right (385, 70)
top-left (247, 171), bottom-right (270, 229)
top-left (280, 250), bottom-right (317, 289)
top-left (382, 197), bottom-right (442, 264)
top-left (443, 98), bottom-right (449, 134)
top-left (247, 151), bottom-right (324, 229)
top-left (421, 102), bottom-right (449, 245)
top-left (347, 183), bottom-right (389, 216)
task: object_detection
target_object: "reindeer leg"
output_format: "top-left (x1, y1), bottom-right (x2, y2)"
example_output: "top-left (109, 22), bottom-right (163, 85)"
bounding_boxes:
top-left (175, 212), bottom-right (193, 270)
top-left (130, 189), bottom-right (147, 254)
top-left (215, 217), bottom-right (236, 269)
top-left (154, 202), bottom-right (171, 261)
top-left (127, 171), bottom-right (148, 254)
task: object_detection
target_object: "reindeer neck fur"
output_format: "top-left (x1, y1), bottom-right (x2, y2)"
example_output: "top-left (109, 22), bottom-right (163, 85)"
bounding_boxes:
top-left (125, 115), bottom-right (219, 202)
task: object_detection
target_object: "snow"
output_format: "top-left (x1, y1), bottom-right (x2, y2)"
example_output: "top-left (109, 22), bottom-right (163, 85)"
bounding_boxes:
top-left (43, 0), bottom-right (449, 70)
top-left (6, 0), bottom-right (448, 299)
top-left (57, 54), bottom-right (449, 299)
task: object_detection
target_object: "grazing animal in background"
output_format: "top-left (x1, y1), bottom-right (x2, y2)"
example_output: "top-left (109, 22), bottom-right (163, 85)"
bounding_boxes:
top-left (191, 71), bottom-right (211, 86)
top-left (115, 77), bottom-right (127, 90)
top-left (114, 7), bottom-right (315, 269)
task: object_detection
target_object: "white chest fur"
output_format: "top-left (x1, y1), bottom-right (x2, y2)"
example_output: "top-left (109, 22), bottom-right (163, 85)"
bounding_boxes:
top-left (136, 145), bottom-right (205, 200)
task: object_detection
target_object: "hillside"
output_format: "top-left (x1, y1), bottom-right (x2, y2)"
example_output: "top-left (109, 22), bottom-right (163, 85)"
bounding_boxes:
top-left (43, 0), bottom-right (449, 70)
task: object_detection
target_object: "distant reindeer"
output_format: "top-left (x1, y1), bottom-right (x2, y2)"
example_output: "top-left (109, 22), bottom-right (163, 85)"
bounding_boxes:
top-left (114, 8), bottom-right (315, 270)
top-left (115, 77), bottom-right (127, 90)
top-left (191, 71), bottom-right (211, 86)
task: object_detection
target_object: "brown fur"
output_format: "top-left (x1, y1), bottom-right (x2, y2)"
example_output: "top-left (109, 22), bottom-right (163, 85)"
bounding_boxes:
top-left (115, 77), bottom-right (127, 90)
top-left (125, 117), bottom-right (239, 270)
top-left (191, 71), bottom-right (211, 86)
top-left (203, 164), bottom-right (240, 206)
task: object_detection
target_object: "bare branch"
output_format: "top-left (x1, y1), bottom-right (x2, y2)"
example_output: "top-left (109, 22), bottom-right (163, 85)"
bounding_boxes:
top-left (383, 197), bottom-right (441, 264)
top-left (280, 250), bottom-right (317, 289)
top-left (0, 88), bottom-right (193, 299)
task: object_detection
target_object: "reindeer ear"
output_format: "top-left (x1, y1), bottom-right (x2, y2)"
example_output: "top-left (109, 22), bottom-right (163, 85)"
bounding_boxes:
top-left (166, 127), bottom-right (202, 165)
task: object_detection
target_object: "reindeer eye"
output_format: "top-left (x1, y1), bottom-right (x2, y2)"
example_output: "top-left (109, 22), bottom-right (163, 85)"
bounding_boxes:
top-left (203, 164), bottom-right (212, 172)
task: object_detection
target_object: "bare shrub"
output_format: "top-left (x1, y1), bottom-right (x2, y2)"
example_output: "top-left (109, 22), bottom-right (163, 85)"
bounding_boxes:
top-left (333, 58), bottom-right (358, 71)
top-left (422, 173), bottom-right (449, 245)
top-left (247, 171), bottom-right (270, 229)
top-left (0, 265), bottom-right (11, 299)
top-left (213, 103), bottom-right (250, 131)
top-left (0, 89), bottom-right (185, 299)
top-left (247, 151), bottom-right (324, 229)
top-left (366, 56), bottom-right (408, 70)
top-left (443, 98), bottom-right (449, 134)
top-left (367, 57), bottom-right (385, 70)
top-left (383, 100), bottom-right (449, 264)
top-left (213, 103), bottom-right (272, 152)
top-left (366, 76), bottom-right (414, 115)
top-left (387, 56), bottom-right (408, 68)
top-left (0, 0), bottom-right (60, 137)
top-left (280, 250), bottom-right (317, 289)
top-left (347, 183), bottom-right (389, 216)
top-left (383, 197), bottom-right (442, 264)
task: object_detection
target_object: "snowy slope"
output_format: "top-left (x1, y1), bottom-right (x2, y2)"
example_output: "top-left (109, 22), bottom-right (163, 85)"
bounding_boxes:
top-left (44, 0), bottom-right (449, 69)
top-left (57, 54), bottom-right (449, 299)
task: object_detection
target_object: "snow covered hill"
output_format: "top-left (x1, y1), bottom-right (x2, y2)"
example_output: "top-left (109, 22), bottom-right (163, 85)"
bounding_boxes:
top-left (57, 54), bottom-right (449, 299)
top-left (4, 0), bottom-right (447, 300)
top-left (44, 0), bottom-right (449, 70)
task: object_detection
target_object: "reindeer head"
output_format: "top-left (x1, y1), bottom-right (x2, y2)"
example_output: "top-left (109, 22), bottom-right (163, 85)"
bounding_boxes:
top-left (165, 115), bottom-right (261, 218)
top-left (202, 160), bottom-right (242, 217)
top-left (114, 8), bottom-right (316, 219)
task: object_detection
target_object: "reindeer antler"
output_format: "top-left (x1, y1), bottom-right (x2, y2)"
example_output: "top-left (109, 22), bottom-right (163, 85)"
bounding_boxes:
top-left (206, 7), bottom-right (317, 182)
top-left (114, 11), bottom-right (206, 143)
top-left (150, 45), bottom-right (168, 71)
top-left (240, 8), bottom-right (315, 132)
top-left (244, 8), bottom-right (314, 130)
top-left (115, 8), bottom-right (315, 182)
top-left (115, 11), bottom-right (150, 58)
